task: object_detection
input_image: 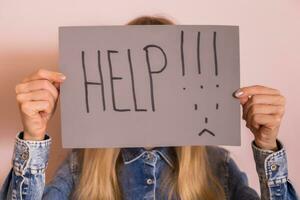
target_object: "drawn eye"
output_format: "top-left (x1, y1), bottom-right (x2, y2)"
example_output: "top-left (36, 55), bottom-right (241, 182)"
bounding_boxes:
top-left (194, 104), bottom-right (198, 110)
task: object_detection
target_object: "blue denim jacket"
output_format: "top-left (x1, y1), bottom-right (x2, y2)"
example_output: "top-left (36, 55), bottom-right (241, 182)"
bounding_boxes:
top-left (0, 132), bottom-right (298, 200)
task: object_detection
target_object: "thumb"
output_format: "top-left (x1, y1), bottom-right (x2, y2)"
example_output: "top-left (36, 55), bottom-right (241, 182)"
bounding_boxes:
top-left (53, 82), bottom-right (61, 91)
top-left (233, 89), bottom-right (249, 105)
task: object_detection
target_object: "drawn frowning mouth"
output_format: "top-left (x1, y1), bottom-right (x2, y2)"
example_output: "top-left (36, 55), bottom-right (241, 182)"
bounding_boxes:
top-left (198, 128), bottom-right (216, 137)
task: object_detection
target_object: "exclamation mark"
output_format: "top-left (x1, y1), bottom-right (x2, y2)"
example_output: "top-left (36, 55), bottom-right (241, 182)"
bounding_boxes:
top-left (213, 31), bottom-right (218, 76)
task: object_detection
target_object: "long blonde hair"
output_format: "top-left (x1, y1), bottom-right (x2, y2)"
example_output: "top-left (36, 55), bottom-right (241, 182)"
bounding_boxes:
top-left (75, 16), bottom-right (225, 200)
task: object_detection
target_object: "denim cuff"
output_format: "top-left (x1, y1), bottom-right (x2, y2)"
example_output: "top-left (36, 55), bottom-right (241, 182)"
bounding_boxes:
top-left (12, 132), bottom-right (51, 176)
top-left (252, 140), bottom-right (288, 187)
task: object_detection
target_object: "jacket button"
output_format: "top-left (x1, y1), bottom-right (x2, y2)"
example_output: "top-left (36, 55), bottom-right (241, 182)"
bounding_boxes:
top-left (21, 151), bottom-right (29, 160)
top-left (271, 164), bottom-right (278, 171)
top-left (146, 178), bottom-right (154, 185)
top-left (145, 152), bottom-right (155, 162)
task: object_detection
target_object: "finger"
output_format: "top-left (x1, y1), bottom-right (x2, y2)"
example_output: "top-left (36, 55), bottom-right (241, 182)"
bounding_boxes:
top-left (22, 69), bottom-right (66, 84)
top-left (15, 80), bottom-right (59, 99)
top-left (234, 85), bottom-right (280, 100)
top-left (16, 90), bottom-right (55, 108)
top-left (238, 96), bottom-right (249, 105)
top-left (244, 104), bottom-right (284, 125)
top-left (242, 95), bottom-right (286, 118)
top-left (243, 103), bottom-right (285, 120)
top-left (21, 101), bottom-right (52, 117)
top-left (53, 82), bottom-right (61, 92)
top-left (249, 114), bottom-right (281, 130)
top-left (246, 113), bottom-right (260, 130)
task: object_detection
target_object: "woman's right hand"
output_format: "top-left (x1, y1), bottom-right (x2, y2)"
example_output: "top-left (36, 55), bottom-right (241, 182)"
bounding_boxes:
top-left (15, 69), bottom-right (66, 141)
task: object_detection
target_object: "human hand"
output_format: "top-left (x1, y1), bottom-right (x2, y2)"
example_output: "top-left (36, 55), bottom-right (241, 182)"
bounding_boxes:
top-left (234, 85), bottom-right (286, 150)
top-left (15, 69), bottom-right (66, 140)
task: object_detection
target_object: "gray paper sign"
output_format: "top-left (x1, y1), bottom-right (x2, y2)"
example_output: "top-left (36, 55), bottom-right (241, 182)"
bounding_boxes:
top-left (59, 25), bottom-right (240, 148)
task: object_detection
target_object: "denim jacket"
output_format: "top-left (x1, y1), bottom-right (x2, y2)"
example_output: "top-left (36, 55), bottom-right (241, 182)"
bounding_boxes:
top-left (0, 132), bottom-right (298, 200)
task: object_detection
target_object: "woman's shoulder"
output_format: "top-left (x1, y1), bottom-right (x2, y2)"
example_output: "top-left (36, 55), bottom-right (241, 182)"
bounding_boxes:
top-left (55, 149), bottom-right (82, 184)
top-left (68, 149), bottom-right (82, 176)
top-left (205, 146), bottom-right (232, 183)
top-left (205, 146), bottom-right (230, 164)
top-left (43, 150), bottom-right (82, 197)
top-left (205, 146), bottom-right (235, 198)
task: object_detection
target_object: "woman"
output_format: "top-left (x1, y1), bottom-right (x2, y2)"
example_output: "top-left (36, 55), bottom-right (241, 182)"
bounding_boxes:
top-left (0, 16), bottom-right (298, 200)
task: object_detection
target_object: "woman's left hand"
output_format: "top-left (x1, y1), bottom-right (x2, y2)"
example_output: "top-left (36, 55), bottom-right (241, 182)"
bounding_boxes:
top-left (234, 85), bottom-right (286, 150)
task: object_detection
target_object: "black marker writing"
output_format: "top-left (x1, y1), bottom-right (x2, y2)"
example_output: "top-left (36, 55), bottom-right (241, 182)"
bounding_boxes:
top-left (199, 128), bottom-right (216, 137)
top-left (197, 32), bottom-right (201, 74)
top-left (180, 30), bottom-right (185, 76)
top-left (144, 44), bottom-right (168, 111)
top-left (107, 50), bottom-right (131, 112)
top-left (80, 30), bottom-right (222, 115)
top-left (81, 50), bottom-right (106, 113)
top-left (213, 31), bottom-right (218, 76)
top-left (127, 49), bottom-right (147, 112)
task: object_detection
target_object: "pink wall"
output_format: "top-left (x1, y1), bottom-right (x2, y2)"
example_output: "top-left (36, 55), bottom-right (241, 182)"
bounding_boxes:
top-left (0, 0), bottom-right (299, 193)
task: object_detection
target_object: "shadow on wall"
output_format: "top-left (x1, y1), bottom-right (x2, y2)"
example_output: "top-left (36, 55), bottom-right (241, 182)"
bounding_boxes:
top-left (0, 50), bottom-right (70, 185)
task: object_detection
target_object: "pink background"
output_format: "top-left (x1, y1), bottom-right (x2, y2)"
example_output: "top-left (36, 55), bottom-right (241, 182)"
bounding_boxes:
top-left (0, 0), bottom-right (299, 194)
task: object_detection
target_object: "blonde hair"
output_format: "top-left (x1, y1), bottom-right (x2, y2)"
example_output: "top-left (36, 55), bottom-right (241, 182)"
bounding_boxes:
top-left (75, 16), bottom-right (225, 200)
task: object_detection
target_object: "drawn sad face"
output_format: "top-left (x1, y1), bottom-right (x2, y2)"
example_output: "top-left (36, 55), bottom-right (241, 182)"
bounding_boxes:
top-left (194, 84), bottom-right (219, 137)
top-left (181, 31), bottom-right (220, 137)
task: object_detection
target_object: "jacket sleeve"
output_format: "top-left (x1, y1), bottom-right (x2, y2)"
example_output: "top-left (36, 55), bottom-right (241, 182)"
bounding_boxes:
top-left (252, 140), bottom-right (299, 200)
top-left (0, 132), bottom-right (51, 200)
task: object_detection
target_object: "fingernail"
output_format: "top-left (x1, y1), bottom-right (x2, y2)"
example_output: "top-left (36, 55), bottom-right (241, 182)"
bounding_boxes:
top-left (59, 74), bottom-right (66, 80)
top-left (234, 89), bottom-right (244, 97)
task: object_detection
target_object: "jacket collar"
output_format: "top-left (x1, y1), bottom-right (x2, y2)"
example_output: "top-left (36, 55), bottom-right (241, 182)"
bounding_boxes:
top-left (121, 147), bottom-right (176, 168)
